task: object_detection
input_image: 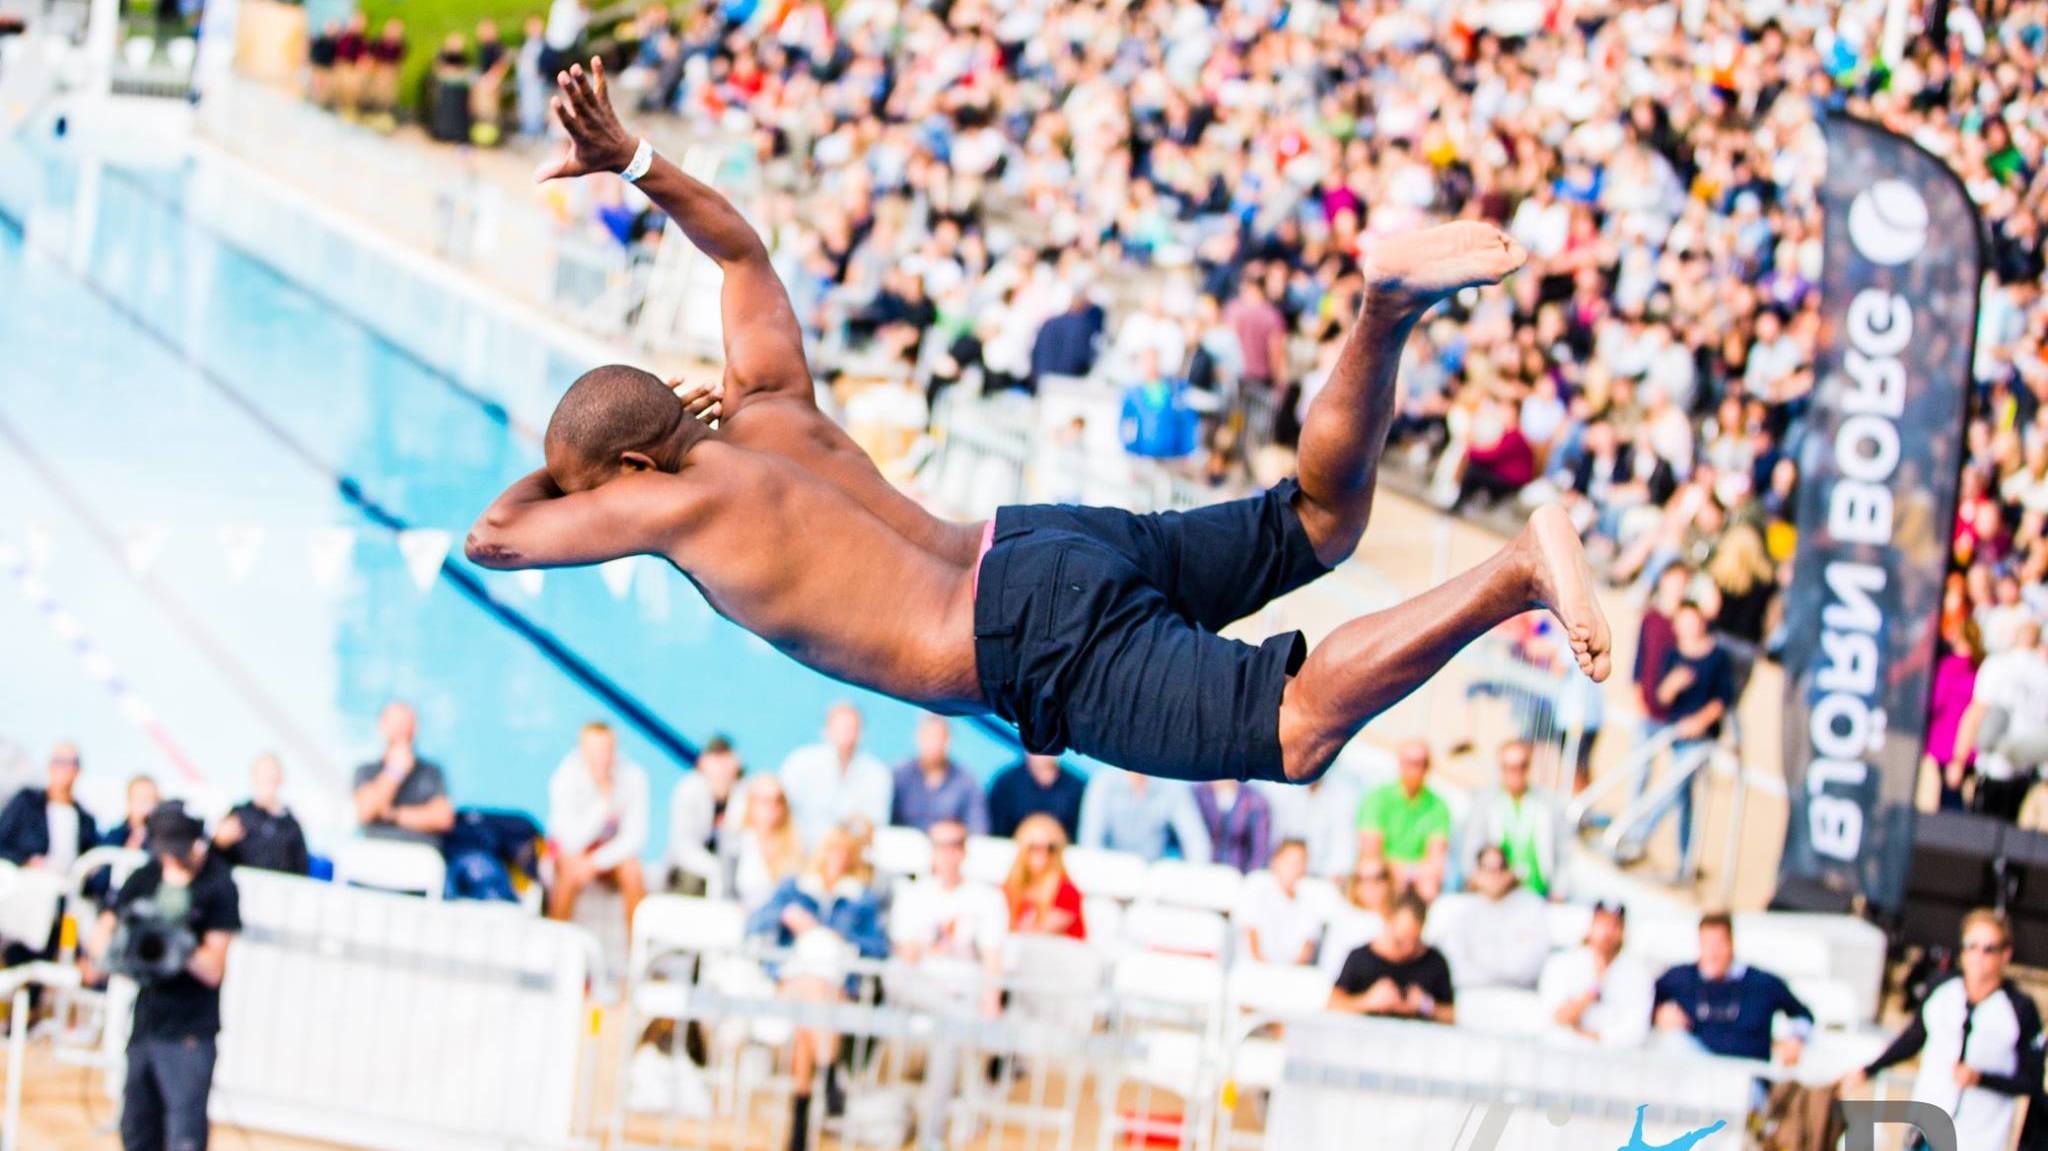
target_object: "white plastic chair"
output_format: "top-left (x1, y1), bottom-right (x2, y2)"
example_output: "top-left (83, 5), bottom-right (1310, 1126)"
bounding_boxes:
top-left (1082, 895), bottom-right (1124, 954)
top-left (1122, 902), bottom-right (1229, 958)
top-left (1218, 962), bottom-right (1333, 1148)
top-left (963, 835), bottom-right (1015, 887)
top-left (1789, 976), bottom-right (1860, 1031)
top-left (164, 36), bottom-right (196, 70)
top-left (1544, 901), bottom-right (1592, 949)
top-left (122, 36), bottom-right (152, 69)
top-left (1144, 859), bottom-right (1245, 914)
top-left (332, 838), bottom-right (446, 899)
top-left (611, 895), bottom-right (750, 1145)
top-left (868, 825), bottom-right (932, 882)
top-left (1063, 847), bottom-right (1150, 902)
top-left (1101, 951), bottom-right (1227, 1151)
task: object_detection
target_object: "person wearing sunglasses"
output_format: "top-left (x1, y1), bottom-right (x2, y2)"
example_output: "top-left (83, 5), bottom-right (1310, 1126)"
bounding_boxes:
top-left (1538, 900), bottom-right (1653, 1047)
top-left (1436, 845), bottom-right (1548, 991)
top-left (1003, 815), bottom-right (1086, 941)
top-left (1650, 912), bottom-right (1810, 1064)
top-left (1318, 859), bottom-right (1396, 982)
top-left (1845, 910), bottom-right (2044, 1151)
top-left (0, 740), bottom-right (100, 874)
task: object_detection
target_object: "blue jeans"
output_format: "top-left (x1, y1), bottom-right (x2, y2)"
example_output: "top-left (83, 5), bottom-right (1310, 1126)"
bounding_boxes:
top-left (1637, 739), bottom-right (1711, 874)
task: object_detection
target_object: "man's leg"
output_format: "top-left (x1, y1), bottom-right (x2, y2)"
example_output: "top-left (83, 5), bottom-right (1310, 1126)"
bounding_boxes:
top-left (1278, 505), bottom-right (1609, 781)
top-left (120, 1041), bottom-right (167, 1151)
top-left (613, 859), bottom-right (647, 933)
top-left (547, 857), bottom-right (590, 921)
top-left (159, 1037), bottom-right (217, 1151)
top-left (1293, 223), bottom-right (1527, 566)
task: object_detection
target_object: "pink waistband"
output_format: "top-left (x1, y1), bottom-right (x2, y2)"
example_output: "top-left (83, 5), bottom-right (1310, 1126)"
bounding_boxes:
top-left (970, 519), bottom-right (996, 601)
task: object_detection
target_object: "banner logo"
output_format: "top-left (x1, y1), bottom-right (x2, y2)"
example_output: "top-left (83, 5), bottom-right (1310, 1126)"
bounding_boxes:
top-left (1847, 180), bottom-right (1930, 266)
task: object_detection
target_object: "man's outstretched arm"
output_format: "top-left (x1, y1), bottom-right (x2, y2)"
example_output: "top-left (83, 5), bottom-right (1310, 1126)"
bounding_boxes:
top-left (466, 468), bottom-right (685, 570)
top-left (539, 58), bottom-right (811, 411)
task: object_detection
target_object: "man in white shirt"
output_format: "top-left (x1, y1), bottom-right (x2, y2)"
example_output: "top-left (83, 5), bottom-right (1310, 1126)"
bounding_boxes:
top-left (779, 703), bottom-right (893, 846)
top-left (547, 722), bottom-right (650, 929)
top-left (1437, 845), bottom-right (1550, 990)
top-left (667, 735), bottom-right (743, 894)
top-left (888, 819), bottom-right (1007, 1151)
top-left (1955, 620), bottom-right (2048, 822)
top-left (1237, 839), bottom-right (1326, 965)
top-left (1538, 901), bottom-right (1654, 1047)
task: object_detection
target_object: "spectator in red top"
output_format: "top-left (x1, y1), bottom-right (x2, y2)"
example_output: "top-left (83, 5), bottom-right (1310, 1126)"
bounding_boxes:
top-left (1223, 266), bottom-right (1288, 399)
top-left (1003, 814), bottom-right (1085, 941)
top-left (1455, 397), bottom-right (1537, 511)
top-left (1634, 563), bottom-right (1691, 742)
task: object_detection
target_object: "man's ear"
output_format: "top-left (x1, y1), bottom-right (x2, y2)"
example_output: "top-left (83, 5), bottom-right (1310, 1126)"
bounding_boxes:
top-left (619, 450), bottom-right (659, 474)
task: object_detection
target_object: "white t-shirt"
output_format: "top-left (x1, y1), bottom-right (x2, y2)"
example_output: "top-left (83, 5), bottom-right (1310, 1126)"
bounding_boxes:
top-left (1976, 649), bottom-right (2048, 748)
top-left (1236, 872), bottom-right (1328, 966)
top-left (43, 804), bottom-right (81, 873)
top-left (889, 877), bottom-right (1007, 962)
top-left (1537, 947), bottom-right (1654, 1048)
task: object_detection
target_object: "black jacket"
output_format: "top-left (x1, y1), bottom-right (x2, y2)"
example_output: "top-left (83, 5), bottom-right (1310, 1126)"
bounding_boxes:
top-left (0, 789), bottom-right (101, 867)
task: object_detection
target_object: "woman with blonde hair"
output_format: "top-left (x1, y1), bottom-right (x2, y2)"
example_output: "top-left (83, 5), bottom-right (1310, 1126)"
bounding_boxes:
top-left (1704, 518), bottom-right (1776, 647)
top-left (745, 824), bottom-right (887, 1151)
top-left (728, 775), bottom-right (803, 910)
top-left (1003, 813), bottom-right (1086, 940)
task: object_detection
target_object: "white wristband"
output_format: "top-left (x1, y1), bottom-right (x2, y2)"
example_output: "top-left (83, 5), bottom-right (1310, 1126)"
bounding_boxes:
top-left (619, 139), bottom-right (655, 184)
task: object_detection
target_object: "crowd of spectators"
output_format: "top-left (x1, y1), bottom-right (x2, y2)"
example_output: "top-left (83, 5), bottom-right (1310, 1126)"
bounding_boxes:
top-left (20, 696), bottom-right (2048, 1148)
top-left (285, 0), bottom-right (2048, 821)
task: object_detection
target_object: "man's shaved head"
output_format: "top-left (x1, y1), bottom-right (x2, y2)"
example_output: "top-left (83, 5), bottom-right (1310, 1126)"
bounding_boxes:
top-left (544, 364), bottom-right (687, 491)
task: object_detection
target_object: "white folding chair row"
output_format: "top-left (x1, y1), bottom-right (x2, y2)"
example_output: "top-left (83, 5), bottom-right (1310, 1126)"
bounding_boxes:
top-left (1143, 859), bottom-right (1245, 914)
top-left (1121, 902), bottom-right (1230, 959)
top-left (867, 824), bottom-right (932, 881)
top-left (1788, 976), bottom-right (1860, 1031)
top-left (331, 837), bottom-right (445, 900)
top-left (1063, 847), bottom-right (1149, 902)
top-left (963, 835), bottom-right (1015, 887)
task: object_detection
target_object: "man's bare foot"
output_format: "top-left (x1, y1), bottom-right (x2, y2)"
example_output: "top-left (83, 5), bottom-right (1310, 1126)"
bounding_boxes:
top-left (1525, 504), bottom-right (1612, 682)
top-left (1360, 222), bottom-right (1528, 320)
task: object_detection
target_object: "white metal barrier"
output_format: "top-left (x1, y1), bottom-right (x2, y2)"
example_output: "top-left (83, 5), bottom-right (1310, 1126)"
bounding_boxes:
top-left (215, 868), bottom-right (601, 1151)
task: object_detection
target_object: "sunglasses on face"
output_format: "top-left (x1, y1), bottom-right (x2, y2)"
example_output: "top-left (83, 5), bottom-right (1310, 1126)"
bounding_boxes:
top-left (1024, 843), bottom-right (1054, 853)
top-left (931, 838), bottom-right (967, 851)
top-left (1355, 872), bottom-right (1389, 884)
top-left (50, 756), bottom-right (79, 767)
top-left (1963, 941), bottom-right (2009, 955)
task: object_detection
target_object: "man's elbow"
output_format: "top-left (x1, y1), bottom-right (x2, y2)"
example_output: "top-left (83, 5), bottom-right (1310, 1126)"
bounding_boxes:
top-left (464, 521), bottom-right (523, 570)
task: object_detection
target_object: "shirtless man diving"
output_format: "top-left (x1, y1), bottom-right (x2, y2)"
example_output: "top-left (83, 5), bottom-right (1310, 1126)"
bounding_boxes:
top-left (466, 59), bottom-right (1612, 787)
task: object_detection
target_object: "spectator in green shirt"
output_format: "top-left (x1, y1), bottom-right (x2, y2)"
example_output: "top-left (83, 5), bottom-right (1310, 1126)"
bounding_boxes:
top-left (1356, 740), bottom-right (1452, 899)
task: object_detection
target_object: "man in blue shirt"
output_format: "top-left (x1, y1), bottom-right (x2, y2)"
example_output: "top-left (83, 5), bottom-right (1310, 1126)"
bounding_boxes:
top-left (986, 755), bottom-right (1085, 840)
top-left (1652, 912), bottom-right (1811, 1063)
top-left (1076, 769), bottom-right (1211, 863)
top-left (890, 716), bottom-right (989, 835)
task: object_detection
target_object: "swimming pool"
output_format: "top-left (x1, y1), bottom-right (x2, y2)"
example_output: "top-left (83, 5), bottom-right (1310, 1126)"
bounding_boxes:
top-left (0, 123), bottom-right (1021, 853)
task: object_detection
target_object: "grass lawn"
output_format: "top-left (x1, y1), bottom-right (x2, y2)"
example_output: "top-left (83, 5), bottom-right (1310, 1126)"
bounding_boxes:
top-left (354, 0), bottom-right (633, 112)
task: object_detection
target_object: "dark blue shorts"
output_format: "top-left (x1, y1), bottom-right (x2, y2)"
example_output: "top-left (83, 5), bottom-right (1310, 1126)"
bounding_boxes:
top-left (972, 479), bottom-right (1332, 784)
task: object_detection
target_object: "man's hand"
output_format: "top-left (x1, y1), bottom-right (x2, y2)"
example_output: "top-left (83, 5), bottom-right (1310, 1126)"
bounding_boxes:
top-left (535, 57), bottom-right (637, 183)
top-left (214, 813), bottom-right (245, 848)
top-left (1774, 1037), bottom-right (1804, 1067)
top-left (1839, 1067), bottom-right (1868, 1093)
top-left (672, 380), bottom-right (722, 424)
top-left (782, 904), bottom-right (820, 935)
top-left (1653, 1002), bottom-right (1692, 1032)
top-left (1954, 1064), bottom-right (1982, 1089)
top-left (1556, 989), bottom-right (1597, 1029)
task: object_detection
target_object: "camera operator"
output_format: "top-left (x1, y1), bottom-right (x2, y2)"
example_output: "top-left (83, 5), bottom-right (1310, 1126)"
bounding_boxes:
top-left (82, 803), bottom-right (241, 1151)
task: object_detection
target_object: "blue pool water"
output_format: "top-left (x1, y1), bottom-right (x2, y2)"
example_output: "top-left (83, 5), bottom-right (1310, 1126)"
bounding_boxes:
top-left (0, 131), bottom-right (1021, 851)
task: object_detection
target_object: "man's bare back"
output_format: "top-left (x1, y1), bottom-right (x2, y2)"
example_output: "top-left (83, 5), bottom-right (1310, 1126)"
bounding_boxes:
top-left (468, 60), bottom-right (1611, 787)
